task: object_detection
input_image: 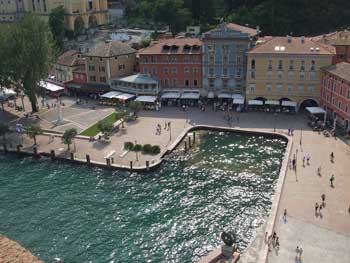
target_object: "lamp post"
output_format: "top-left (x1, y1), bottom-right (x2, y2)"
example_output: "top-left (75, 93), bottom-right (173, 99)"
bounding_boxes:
top-left (169, 122), bottom-right (172, 141)
top-left (135, 140), bottom-right (139, 161)
top-left (273, 112), bottom-right (277, 132)
top-left (300, 128), bottom-right (303, 145)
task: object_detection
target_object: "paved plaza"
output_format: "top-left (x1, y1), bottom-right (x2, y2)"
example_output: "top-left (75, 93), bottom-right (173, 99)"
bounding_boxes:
top-left (1, 98), bottom-right (350, 262)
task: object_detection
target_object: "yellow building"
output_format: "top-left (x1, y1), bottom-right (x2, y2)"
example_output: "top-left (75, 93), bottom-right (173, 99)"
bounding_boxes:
top-left (1, 0), bottom-right (108, 31)
top-left (246, 36), bottom-right (335, 109)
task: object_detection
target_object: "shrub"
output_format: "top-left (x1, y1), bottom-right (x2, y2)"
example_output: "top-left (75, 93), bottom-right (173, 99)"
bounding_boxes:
top-left (151, 145), bottom-right (161, 154)
top-left (142, 144), bottom-right (152, 154)
top-left (134, 144), bottom-right (143, 152)
top-left (124, 141), bottom-right (134, 151)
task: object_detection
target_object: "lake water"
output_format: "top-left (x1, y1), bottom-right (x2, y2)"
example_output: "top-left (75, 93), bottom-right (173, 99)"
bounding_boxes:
top-left (0, 131), bottom-right (286, 262)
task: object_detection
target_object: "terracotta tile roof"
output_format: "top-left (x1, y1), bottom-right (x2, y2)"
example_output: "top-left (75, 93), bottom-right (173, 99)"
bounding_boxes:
top-left (85, 41), bottom-right (136, 57)
top-left (312, 30), bottom-right (350, 45)
top-left (57, 50), bottom-right (81, 66)
top-left (138, 38), bottom-right (202, 55)
top-left (226, 23), bottom-right (258, 37)
top-left (248, 36), bottom-right (335, 55)
top-left (322, 62), bottom-right (350, 82)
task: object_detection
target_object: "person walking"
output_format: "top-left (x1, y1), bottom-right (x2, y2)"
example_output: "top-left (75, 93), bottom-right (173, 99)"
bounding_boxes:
top-left (315, 202), bottom-right (319, 215)
top-left (275, 236), bottom-right (280, 249)
top-left (321, 194), bottom-right (326, 207)
top-left (330, 174), bottom-right (335, 187)
top-left (317, 166), bottom-right (321, 176)
top-left (306, 154), bottom-right (310, 165)
top-left (302, 156), bottom-right (305, 167)
top-left (330, 152), bottom-right (334, 162)
top-left (164, 121), bottom-right (167, 130)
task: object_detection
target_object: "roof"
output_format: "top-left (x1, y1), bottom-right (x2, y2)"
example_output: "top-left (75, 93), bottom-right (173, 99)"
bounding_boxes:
top-left (206, 23), bottom-right (258, 37)
top-left (322, 62), bottom-right (350, 82)
top-left (85, 41), bottom-right (136, 57)
top-left (248, 36), bottom-right (335, 55)
top-left (313, 30), bottom-right (350, 45)
top-left (117, 74), bottom-right (158, 85)
top-left (57, 50), bottom-right (81, 66)
top-left (138, 38), bottom-right (202, 55)
top-left (39, 81), bottom-right (64, 92)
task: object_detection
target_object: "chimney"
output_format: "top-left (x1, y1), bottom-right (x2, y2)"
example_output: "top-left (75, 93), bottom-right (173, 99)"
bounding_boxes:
top-left (301, 36), bottom-right (305, 43)
top-left (287, 35), bottom-right (292, 43)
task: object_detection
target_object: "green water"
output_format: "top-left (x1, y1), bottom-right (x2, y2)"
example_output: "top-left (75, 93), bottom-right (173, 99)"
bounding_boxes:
top-left (0, 131), bottom-right (286, 263)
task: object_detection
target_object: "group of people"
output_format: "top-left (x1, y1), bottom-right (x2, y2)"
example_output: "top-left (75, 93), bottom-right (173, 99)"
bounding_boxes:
top-left (156, 121), bottom-right (171, 135)
top-left (265, 231), bottom-right (280, 251)
top-left (314, 194), bottom-right (326, 217)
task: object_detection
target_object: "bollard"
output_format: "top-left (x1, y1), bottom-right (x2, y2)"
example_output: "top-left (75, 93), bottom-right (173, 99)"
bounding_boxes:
top-left (130, 161), bottom-right (133, 171)
top-left (86, 154), bottom-right (90, 165)
top-left (188, 136), bottom-right (191, 147)
top-left (3, 143), bottom-right (7, 153)
top-left (106, 158), bottom-right (111, 167)
top-left (70, 152), bottom-right (74, 161)
top-left (50, 150), bottom-right (55, 161)
top-left (16, 145), bottom-right (21, 154)
top-left (184, 141), bottom-right (188, 152)
top-left (193, 132), bottom-right (196, 143)
top-left (33, 147), bottom-right (38, 157)
top-left (111, 157), bottom-right (114, 164)
top-left (146, 160), bottom-right (150, 171)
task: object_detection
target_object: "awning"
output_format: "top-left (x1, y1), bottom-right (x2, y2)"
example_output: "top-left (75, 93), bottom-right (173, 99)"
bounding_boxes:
top-left (0, 88), bottom-right (16, 100)
top-left (101, 91), bottom-right (122, 99)
top-left (181, 92), bottom-right (200, 100)
top-left (39, 81), bottom-right (64, 92)
top-left (282, 101), bottom-right (297, 107)
top-left (265, 100), bottom-right (280, 105)
top-left (116, 93), bottom-right (136, 100)
top-left (135, 95), bottom-right (157, 103)
top-left (161, 92), bottom-right (181, 99)
top-left (232, 94), bottom-right (244, 100)
top-left (207, 91), bottom-right (215, 99)
top-left (306, 107), bottom-right (326, 115)
top-left (233, 98), bottom-right (245, 104)
top-left (248, 100), bottom-right (264, 106)
top-left (218, 92), bottom-right (232, 99)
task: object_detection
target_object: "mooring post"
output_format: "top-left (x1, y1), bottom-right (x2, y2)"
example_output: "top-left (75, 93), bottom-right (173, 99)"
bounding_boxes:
top-left (86, 154), bottom-right (90, 165)
top-left (188, 136), bottom-right (191, 148)
top-left (70, 152), bottom-right (74, 161)
top-left (184, 141), bottom-right (188, 152)
top-left (130, 161), bottom-right (133, 171)
top-left (193, 132), bottom-right (196, 144)
top-left (146, 160), bottom-right (150, 171)
top-left (50, 150), bottom-right (55, 161)
top-left (106, 158), bottom-right (111, 167)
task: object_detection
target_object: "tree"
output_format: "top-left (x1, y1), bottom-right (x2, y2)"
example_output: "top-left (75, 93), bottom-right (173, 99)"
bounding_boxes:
top-left (128, 101), bottom-right (143, 117)
top-left (62, 128), bottom-right (77, 150)
top-left (10, 14), bottom-right (57, 113)
top-left (118, 110), bottom-right (128, 128)
top-left (97, 120), bottom-right (114, 136)
top-left (0, 123), bottom-right (10, 143)
top-left (49, 6), bottom-right (65, 50)
top-left (26, 125), bottom-right (43, 145)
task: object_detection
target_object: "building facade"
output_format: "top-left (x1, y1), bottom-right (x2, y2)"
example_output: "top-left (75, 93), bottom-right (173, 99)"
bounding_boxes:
top-left (85, 41), bottom-right (136, 85)
top-left (0, 0), bottom-right (25, 22)
top-left (138, 38), bottom-right (203, 92)
top-left (313, 30), bottom-right (350, 64)
top-left (111, 74), bottom-right (159, 96)
top-left (55, 50), bottom-right (85, 83)
top-left (202, 23), bottom-right (258, 97)
top-left (320, 62), bottom-right (350, 132)
top-left (246, 36), bottom-right (334, 108)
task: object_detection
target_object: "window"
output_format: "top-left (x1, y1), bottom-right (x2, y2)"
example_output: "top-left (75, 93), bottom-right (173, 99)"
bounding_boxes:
top-left (268, 59), bottom-right (273, 70)
top-left (172, 67), bottom-right (177, 75)
top-left (289, 59), bottom-right (294, 70)
top-left (332, 98), bottom-right (336, 105)
top-left (209, 67), bottom-right (214, 75)
top-left (276, 84), bottom-right (283, 92)
top-left (249, 84), bottom-right (256, 93)
top-left (184, 55), bottom-right (190, 63)
top-left (173, 79), bottom-right (177, 87)
top-left (267, 71), bottom-right (273, 79)
top-left (163, 55), bottom-right (169, 62)
top-left (338, 101), bottom-right (342, 109)
top-left (164, 78), bottom-right (169, 86)
top-left (171, 56), bottom-right (177, 63)
top-left (163, 67), bottom-right (169, 75)
top-left (300, 71), bottom-right (305, 80)
top-left (251, 59), bottom-right (255, 69)
top-left (236, 69), bottom-right (241, 78)
top-left (308, 86), bottom-right (315, 93)
top-left (299, 85), bottom-right (304, 93)
top-left (223, 56), bottom-right (228, 64)
top-left (209, 55), bottom-right (214, 64)
top-left (333, 81), bottom-right (337, 91)
top-left (251, 71), bottom-right (255, 79)
top-left (236, 56), bottom-right (241, 64)
top-left (345, 105), bottom-right (348, 113)
top-left (209, 79), bottom-right (215, 87)
top-left (80, 74), bottom-right (84, 80)
top-left (89, 76), bottom-right (96, 82)
top-left (100, 77), bottom-right (106, 82)
top-left (340, 84), bottom-right (343, 96)
top-left (278, 71), bottom-right (283, 80)
top-left (100, 66), bottom-right (105, 72)
top-left (278, 60), bottom-right (283, 70)
top-left (266, 84), bottom-right (272, 92)
top-left (301, 60), bottom-right (305, 71)
top-left (193, 67), bottom-right (199, 74)
top-left (311, 60), bottom-right (315, 71)
top-left (88, 65), bottom-right (95, 71)
top-left (152, 67), bottom-right (157, 75)
top-left (223, 68), bottom-right (228, 76)
top-left (223, 79), bottom-right (228, 88)
top-left (143, 67), bottom-right (148, 75)
top-left (310, 72), bottom-right (316, 80)
top-left (184, 67), bottom-right (190, 74)
top-left (118, 64), bottom-right (125, 70)
top-left (144, 56), bottom-right (149, 62)
top-left (288, 85), bottom-right (293, 93)
top-left (207, 44), bottom-right (214, 51)
top-left (347, 89), bottom-right (350, 99)
top-left (185, 80), bottom-right (190, 86)
top-left (194, 80), bottom-right (198, 86)
top-left (288, 71), bottom-right (294, 80)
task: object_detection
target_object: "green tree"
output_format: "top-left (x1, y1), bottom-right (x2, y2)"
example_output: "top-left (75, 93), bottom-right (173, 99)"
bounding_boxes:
top-left (0, 25), bottom-right (13, 104)
top-left (62, 128), bottom-right (77, 150)
top-left (26, 125), bottom-right (43, 145)
top-left (49, 5), bottom-right (65, 50)
top-left (0, 123), bottom-right (10, 143)
top-left (128, 101), bottom-right (143, 117)
top-left (97, 120), bottom-right (114, 136)
top-left (11, 14), bottom-right (57, 113)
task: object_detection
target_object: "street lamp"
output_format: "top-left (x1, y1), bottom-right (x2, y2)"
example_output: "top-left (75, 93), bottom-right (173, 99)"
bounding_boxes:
top-left (135, 140), bottom-right (139, 161)
top-left (169, 122), bottom-right (172, 141)
top-left (273, 112), bottom-right (277, 132)
top-left (300, 128), bottom-right (303, 145)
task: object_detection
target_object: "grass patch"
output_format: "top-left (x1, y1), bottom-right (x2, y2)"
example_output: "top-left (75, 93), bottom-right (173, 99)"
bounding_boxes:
top-left (80, 112), bottom-right (120, 137)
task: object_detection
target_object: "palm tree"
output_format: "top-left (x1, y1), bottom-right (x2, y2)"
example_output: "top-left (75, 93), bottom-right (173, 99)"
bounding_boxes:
top-left (0, 122), bottom-right (9, 143)
top-left (26, 125), bottom-right (43, 145)
top-left (62, 128), bottom-right (77, 150)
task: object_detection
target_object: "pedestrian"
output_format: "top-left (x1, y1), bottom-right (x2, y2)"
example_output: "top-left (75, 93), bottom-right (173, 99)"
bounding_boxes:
top-left (289, 159), bottom-right (292, 170)
top-left (306, 154), bottom-right (310, 165)
top-left (330, 152), bottom-right (334, 162)
top-left (264, 232), bottom-right (268, 243)
top-left (299, 246), bottom-right (303, 260)
top-left (164, 121), bottom-right (167, 130)
top-left (291, 128), bottom-right (294, 135)
top-left (168, 121), bottom-right (171, 130)
top-left (292, 158), bottom-right (296, 170)
top-left (321, 194), bottom-right (326, 207)
top-left (317, 166), bottom-right (321, 176)
top-left (302, 156), bottom-right (305, 167)
top-left (275, 236), bottom-right (280, 249)
top-left (315, 202), bottom-right (319, 214)
top-left (272, 231), bottom-right (277, 243)
top-left (330, 174), bottom-right (335, 187)
top-left (283, 208), bottom-right (287, 219)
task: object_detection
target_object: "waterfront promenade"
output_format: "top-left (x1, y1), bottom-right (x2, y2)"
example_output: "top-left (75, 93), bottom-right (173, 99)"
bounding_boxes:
top-left (1, 103), bottom-right (350, 262)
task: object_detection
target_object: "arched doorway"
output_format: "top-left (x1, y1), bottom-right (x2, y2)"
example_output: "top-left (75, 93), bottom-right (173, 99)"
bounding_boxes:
top-left (74, 16), bottom-right (85, 35)
top-left (88, 15), bottom-right (98, 28)
top-left (299, 98), bottom-right (319, 109)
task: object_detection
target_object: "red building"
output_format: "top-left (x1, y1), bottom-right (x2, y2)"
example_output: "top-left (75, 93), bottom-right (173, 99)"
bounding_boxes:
top-left (320, 62), bottom-right (350, 132)
top-left (138, 38), bottom-right (202, 92)
top-left (313, 30), bottom-right (350, 64)
top-left (72, 58), bottom-right (88, 84)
